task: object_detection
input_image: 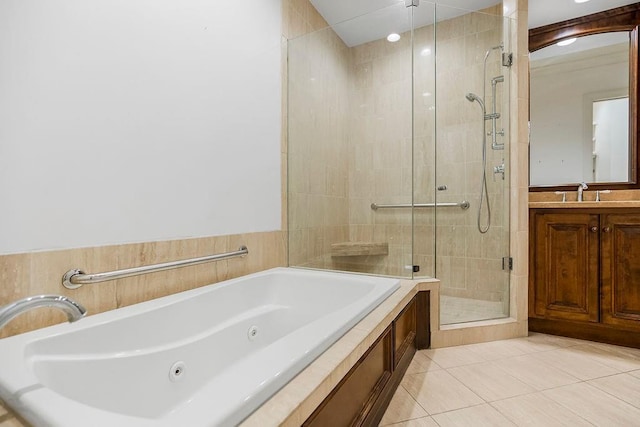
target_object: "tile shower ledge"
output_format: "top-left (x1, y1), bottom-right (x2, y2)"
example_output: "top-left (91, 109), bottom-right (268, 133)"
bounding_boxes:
top-left (241, 278), bottom-right (439, 427)
top-left (529, 201), bottom-right (640, 209)
top-left (330, 242), bottom-right (389, 257)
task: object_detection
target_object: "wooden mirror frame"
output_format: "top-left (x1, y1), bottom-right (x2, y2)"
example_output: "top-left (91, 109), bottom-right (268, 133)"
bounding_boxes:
top-left (529, 4), bottom-right (640, 191)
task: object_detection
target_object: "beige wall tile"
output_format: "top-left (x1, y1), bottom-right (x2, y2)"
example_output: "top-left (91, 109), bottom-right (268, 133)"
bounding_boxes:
top-left (0, 231), bottom-right (286, 338)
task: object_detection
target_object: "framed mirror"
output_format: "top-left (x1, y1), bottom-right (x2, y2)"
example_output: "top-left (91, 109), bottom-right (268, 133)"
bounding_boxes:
top-left (529, 3), bottom-right (640, 191)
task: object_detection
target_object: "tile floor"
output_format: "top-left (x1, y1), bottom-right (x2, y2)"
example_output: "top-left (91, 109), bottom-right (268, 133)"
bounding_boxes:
top-left (380, 333), bottom-right (640, 426)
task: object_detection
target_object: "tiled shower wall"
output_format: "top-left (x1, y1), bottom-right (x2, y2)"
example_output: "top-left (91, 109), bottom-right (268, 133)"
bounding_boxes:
top-left (344, 27), bottom-right (415, 278)
top-left (287, 23), bottom-right (351, 270)
top-left (432, 6), bottom-right (511, 310)
top-left (288, 4), bottom-right (511, 306)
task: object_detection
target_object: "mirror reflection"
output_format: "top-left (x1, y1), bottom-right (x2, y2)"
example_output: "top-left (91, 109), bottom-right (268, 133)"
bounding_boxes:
top-left (530, 32), bottom-right (629, 186)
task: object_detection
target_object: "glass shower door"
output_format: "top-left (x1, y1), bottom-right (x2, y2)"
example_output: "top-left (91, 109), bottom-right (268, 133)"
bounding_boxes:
top-left (431, 4), bottom-right (511, 324)
top-left (287, 2), bottom-right (420, 278)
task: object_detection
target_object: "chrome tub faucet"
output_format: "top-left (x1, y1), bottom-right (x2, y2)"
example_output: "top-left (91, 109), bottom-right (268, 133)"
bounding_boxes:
top-left (0, 295), bottom-right (86, 331)
top-left (577, 182), bottom-right (588, 202)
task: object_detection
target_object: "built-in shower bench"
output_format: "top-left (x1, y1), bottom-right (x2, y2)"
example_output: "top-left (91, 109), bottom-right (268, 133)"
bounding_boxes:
top-left (330, 242), bottom-right (389, 257)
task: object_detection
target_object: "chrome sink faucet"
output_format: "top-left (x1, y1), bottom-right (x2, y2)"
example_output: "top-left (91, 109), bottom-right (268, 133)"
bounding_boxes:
top-left (577, 182), bottom-right (588, 202)
top-left (0, 295), bottom-right (86, 331)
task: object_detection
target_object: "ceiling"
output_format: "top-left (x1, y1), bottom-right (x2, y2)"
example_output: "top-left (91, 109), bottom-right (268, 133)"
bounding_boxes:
top-left (308, 0), bottom-right (640, 47)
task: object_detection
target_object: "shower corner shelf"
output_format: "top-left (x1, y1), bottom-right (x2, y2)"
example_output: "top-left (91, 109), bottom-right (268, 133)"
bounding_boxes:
top-left (330, 242), bottom-right (389, 257)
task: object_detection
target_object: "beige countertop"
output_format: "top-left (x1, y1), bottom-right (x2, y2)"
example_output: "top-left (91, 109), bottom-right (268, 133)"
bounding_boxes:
top-left (241, 278), bottom-right (439, 427)
top-left (529, 201), bottom-right (640, 209)
top-left (529, 190), bottom-right (640, 209)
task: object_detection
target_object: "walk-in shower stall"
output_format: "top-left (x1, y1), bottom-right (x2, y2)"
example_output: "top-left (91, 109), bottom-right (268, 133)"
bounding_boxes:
top-left (287, 1), bottom-right (513, 325)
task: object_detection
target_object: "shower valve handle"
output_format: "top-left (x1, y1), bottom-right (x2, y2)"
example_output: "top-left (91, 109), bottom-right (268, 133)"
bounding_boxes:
top-left (493, 163), bottom-right (505, 181)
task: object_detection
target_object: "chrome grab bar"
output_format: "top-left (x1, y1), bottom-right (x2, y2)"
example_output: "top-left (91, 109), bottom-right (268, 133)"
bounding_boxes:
top-left (62, 246), bottom-right (248, 289)
top-left (371, 201), bottom-right (470, 211)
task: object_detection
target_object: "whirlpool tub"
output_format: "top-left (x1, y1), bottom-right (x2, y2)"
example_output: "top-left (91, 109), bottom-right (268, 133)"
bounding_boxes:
top-left (0, 268), bottom-right (399, 426)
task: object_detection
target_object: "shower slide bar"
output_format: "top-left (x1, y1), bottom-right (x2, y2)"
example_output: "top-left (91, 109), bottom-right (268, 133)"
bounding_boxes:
top-left (371, 201), bottom-right (470, 211)
top-left (62, 246), bottom-right (249, 289)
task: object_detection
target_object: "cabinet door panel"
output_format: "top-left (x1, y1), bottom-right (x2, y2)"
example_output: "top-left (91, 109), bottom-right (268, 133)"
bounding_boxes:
top-left (394, 298), bottom-right (416, 368)
top-left (304, 327), bottom-right (392, 427)
top-left (531, 212), bottom-right (599, 322)
top-left (602, 214), bottom-right (640, 331)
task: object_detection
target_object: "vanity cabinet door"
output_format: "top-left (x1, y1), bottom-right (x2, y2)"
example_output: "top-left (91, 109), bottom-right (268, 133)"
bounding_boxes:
top-left (530, 211), bottom-right (600, 322)
top-left (601, 213), bottom-right (640, 331)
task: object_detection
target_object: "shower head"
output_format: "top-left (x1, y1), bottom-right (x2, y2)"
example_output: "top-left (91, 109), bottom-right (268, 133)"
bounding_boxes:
top-left (491, 75), bottom-right (504, 84)
top-left (465, 92), bottom-right (485, 111)
top-left (484, 44), bottom-right (505, 62)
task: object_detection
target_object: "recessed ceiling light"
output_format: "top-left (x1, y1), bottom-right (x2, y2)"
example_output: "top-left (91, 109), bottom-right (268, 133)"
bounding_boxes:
top-left (387, 33), bottom-right (401, 42)
top-left (575, 0), bottom-right (590, 3)
top-left (557, 38), bottom-right (577, 46)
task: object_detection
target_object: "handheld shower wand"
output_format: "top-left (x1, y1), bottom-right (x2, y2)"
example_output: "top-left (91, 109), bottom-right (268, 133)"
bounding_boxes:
top-left (465, 92), bottom-right (485, 111)
top-left (465, 92), bottom-right (491, 234)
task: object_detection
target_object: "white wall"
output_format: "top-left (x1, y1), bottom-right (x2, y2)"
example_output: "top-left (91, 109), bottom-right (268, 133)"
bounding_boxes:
top-left (0, 0), bottom-right (282, 253)
top-left (530, 44), bottom-right (628, 186)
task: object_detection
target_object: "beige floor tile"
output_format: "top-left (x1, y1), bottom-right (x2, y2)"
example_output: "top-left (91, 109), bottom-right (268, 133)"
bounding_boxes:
top-left (494, 354), bottom-right (581, 391)
top-left (574, 343), bottom-right (640, 372)
top-left (402, 370), bottom-right (484, 415)
top-left (491, 392), bottom-right (594, 426)
top-left (589, 373), bottom-right (640, 409)
top-left (432, 404), bottom-right (516, 427)
top-left (421, 344), bottom-right (487, 369)
top-left (588, 341), bottom-right (640, 359)
top-left (464, 340), bottom-right (527, 361)
top-left (447, 362), bottom-right (536, 402)
top-left (384, 416), bottom-right (439, 427)
top-left (526, 333), bottom-right (586, 347)
top-left (379, 386), bottom-right (428, 426)
top-left (506, 333), bottom-right (584, 354)
top-left (631, 369), bottom-right (640, 379)
top-left (405, 351), bottom-right (443, 375)
top-left (542, 382), bottom-right (640, 426)
top-left (530, 347), bottom-right (621, 380)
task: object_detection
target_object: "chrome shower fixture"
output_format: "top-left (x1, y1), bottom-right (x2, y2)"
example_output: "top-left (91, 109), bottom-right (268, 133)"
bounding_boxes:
top-left (465, 92), bottom-right (485, 111)
top-left (489, 75), bottom-right (505, 150)
top-left (502, 52), bottom-right (513, 67)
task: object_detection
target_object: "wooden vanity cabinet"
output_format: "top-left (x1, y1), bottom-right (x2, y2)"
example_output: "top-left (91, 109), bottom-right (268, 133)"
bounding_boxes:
top-left (304, 292), bottom-right (430, 427)
top-left (530, 212), bottom-right (600, 323)
top-left (601, 213), bottom-right (640, 331)
top-left (529, 209), bottom-right (640, 347)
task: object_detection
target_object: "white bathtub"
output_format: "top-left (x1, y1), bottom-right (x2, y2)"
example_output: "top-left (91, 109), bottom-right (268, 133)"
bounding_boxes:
top-left (0, 267), bottom-right (399, 426)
